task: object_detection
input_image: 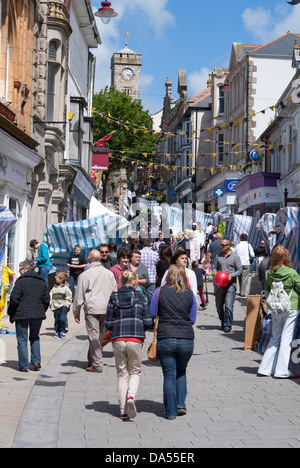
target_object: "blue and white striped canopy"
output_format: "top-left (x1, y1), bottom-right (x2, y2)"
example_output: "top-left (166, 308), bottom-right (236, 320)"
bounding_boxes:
top-left (44, 214), bottom-right (129, 271)
top-left (274, 207), bottom-right (300, 273)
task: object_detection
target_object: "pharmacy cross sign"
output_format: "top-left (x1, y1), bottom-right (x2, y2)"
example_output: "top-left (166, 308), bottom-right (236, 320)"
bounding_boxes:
top-left (215, 188), bottom-right (224, 197)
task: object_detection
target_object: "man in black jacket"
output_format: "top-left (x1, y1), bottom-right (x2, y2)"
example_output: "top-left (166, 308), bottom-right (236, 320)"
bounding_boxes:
top-left (8, 259), bottom-right (50, 372)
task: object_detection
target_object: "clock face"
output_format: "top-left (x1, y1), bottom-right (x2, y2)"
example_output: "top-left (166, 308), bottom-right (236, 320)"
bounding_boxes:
top-left (122, 68), bottom-right (133, 81)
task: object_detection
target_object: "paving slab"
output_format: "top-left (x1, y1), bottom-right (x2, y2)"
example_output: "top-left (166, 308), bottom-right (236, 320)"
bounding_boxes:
top-left (1, 277), bottom-right (300, 449)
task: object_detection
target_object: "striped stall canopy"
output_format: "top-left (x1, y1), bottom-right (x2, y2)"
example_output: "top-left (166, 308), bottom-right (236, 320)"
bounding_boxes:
top-left (255, 213), bottom-right (277, 250)
top-left (44, 214), bottom-right (129, 270)
top-left (0, 205), bottom-right (17, 283)
top-left (193, 210), bottom-right (215, 233)
top-left (274, 207), bottom-right (300, 273)
top-left (221, 214), bottom-right (262, 249)
top-left (161, 204), bottom-right (183, 232)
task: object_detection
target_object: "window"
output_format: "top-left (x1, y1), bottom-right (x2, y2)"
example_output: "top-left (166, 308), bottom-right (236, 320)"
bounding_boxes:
top-left (47, 64), bottom-right (57, 121)
top-left (218, 85), bottom-right (224, 114)
top-left (49, 40), bottom-right (57, 61)
top-left (217, 134), bottom-right (224, 166)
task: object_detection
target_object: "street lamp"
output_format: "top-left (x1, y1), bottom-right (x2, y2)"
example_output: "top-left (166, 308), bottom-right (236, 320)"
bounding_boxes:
top-left (94, 1), bottom-right (118, 24)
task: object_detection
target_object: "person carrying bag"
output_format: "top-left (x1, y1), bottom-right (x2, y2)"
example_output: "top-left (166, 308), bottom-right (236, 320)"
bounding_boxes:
top-left (150, 264), bottom-right (198, 420)
top-left (105, 270), bottom-right (152, 420)
top-left (257, 245), bottom-right (300, 379)
top-left (147, 287), bottom-right (161, 362)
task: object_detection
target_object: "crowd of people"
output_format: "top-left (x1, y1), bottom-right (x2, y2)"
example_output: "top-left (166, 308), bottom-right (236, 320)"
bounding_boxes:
top-left (4, 224), bottom-right (300, 422)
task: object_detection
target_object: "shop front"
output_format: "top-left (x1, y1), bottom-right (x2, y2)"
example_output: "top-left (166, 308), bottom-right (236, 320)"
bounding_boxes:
top-left (0, 129), bottom-right (42, 274)
top-left (236, 172), bottom-right (281, 217)
top-left (196, 171), bottom-right (243, 214)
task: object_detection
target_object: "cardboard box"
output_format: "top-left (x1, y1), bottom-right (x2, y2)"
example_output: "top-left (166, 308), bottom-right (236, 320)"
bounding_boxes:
top-left (245, 295), bottom-right (261, 351)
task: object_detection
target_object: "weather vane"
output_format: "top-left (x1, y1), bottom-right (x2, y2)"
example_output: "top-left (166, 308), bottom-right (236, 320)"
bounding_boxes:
top-left (125, 31), bottom-right (130, 47)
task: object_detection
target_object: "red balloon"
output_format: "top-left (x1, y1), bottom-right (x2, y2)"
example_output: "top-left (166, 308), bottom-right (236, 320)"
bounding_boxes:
top-left (214, 271), bottom-right (230, 287)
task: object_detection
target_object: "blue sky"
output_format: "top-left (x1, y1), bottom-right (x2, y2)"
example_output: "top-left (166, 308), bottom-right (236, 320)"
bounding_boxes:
top-left (91, 0), bottom-right (300, 115)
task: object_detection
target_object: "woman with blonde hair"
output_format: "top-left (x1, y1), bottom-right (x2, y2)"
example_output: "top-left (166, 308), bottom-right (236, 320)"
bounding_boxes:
top-left (105, 270), bottom-right (152, 420)
top-left (258, 245), bottom-right (300, 379)
top-left (150, 264), bottom-right (197, 419)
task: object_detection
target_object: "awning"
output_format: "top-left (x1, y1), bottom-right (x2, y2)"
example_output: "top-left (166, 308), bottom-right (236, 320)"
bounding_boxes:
top-left (70, 169), bottom-right (94, 208)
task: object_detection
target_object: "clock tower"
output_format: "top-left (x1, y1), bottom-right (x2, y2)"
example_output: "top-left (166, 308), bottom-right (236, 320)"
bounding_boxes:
top-left (111, 34), bottom-right (142, 100)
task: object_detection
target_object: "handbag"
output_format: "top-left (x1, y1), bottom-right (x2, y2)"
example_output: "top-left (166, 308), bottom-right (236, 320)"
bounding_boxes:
top-left (147, 287), bottom-right (161, 362)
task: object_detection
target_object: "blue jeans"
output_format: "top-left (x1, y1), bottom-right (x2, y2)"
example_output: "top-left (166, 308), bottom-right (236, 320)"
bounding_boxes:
top-left (15, 319), bottom-right (43, 371)
top-left (39, 267), bottom-right (51, 285)
top-left (215, 284), bottom-right (236, 330)
top-left (157, 338), bottom-right (194, 419)
top-left (54, 306), bottom-right (68, 334)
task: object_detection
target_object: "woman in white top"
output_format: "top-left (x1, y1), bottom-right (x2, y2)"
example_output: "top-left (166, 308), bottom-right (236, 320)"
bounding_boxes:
top-left (235, 233), bottom-right (255, 297)
top-left (160, 248), bottom-right (198, 298)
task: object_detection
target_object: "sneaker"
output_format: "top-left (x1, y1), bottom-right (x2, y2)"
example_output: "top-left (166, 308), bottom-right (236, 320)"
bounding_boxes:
top-left (177, 408), bottom-right (187, 416)
top-left (54, 333), bottom-right (60, 339)
top-left (33, 363), bottom-right (41, 371)
top-left (120, 413), bottom-right (129, 421)
top-left (127, 397), bottom-right (137, 419)
top-left (60, 333), bottom-right (66, 339)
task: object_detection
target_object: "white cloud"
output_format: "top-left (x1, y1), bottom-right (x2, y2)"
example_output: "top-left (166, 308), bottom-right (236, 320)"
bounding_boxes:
top-left (242, 4), bottom-right (300, 44)
top-left (188, 68), bottom-right (211, 96)
top-left (241, 7), bottom-right (273, 43)
top-left (141, 74), bottom-right (154, 89)
top-left (127, 0), bottom-right (176, 37)
top-left (91, 0), bottom-right (175, 93)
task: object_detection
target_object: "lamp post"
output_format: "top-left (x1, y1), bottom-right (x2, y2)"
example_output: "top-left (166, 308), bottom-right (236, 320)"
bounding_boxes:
top-left (94, 1), bottom-right (118, 24)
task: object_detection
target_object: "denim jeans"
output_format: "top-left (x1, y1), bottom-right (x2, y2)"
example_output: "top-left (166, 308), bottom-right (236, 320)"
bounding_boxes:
top-left (157, 338), bottom-right (194, 419)
top-left (15, 319), bottom-right (43, 371)
top-left (54, 306), bottom-right (68, 334)
top-left (215, 283), bottom-right (236, 330)
top-left (39, 267), bottom-right (51, 285)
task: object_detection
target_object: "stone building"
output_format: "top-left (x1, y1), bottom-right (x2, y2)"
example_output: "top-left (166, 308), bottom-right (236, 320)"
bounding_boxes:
top-left (0, 0), bottom-right (42, 273)
top-left (111, 38), bottom-right (142, 100)
top-left (29, 0), bottom-right (101, 244)
top-left (0, 0), bottom-right (101, 272)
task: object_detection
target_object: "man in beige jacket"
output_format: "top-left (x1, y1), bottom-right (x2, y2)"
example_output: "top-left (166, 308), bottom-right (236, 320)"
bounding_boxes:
top-left (73, 250), bottom-right (117, 373)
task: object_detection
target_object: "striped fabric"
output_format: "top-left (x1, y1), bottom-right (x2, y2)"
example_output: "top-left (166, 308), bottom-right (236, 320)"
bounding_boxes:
top-left (161, 204), bottom-right (183, 231)
top-left (44, 214), bottom-right (129, 271)
top-left (275, 207), bottom-right (300, 273)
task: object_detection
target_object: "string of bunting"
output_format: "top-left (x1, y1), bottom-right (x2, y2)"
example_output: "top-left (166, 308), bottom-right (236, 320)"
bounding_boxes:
top-left (91, 91), bottom-right (291, 150)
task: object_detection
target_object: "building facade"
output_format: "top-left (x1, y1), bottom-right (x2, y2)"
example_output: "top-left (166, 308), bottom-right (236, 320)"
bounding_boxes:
top-left (0, 0), bottom-right (101, 272)
top-left (235, 33), bottom-right (300, 216)
top-left (29, 0), bottom-right (100, 245)
top-left (0, 0), bottom-right (42, 273)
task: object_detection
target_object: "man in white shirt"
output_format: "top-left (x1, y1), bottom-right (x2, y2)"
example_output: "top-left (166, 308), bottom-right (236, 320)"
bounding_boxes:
top-left (235, 234), bottom-right (255, 297)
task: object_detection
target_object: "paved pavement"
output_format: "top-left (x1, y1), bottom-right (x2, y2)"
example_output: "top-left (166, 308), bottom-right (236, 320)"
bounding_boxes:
top-left (1, 277), bottom-right (300, 449)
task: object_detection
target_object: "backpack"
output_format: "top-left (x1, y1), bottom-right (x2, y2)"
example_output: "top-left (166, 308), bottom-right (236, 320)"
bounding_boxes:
top-left (266, 281), bottom-right (293, 315)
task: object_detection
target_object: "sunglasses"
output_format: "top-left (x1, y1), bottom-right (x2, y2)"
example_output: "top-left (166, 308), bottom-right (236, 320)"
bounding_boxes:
top-left (100, 251), bottom-right (109, 254)
top-left (221, 244), bottom-right (229, 247)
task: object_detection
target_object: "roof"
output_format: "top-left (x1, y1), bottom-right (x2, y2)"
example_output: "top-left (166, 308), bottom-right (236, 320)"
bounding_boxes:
top-left (248, 32), bottom-right (300, 56)
top-left (189, 88), bottom-right (212, 108)
top-left (117, 46), bottom-right (140, 56)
